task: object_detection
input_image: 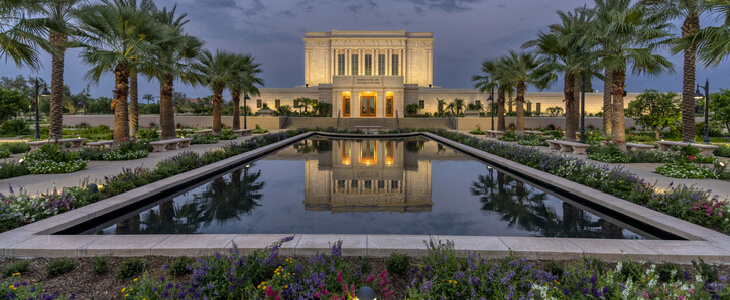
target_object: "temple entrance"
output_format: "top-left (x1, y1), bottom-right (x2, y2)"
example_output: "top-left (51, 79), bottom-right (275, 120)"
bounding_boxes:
top-left (360, 94), bottom-right (376, 117)
top-left (386, 94), bottom-right (394, 117)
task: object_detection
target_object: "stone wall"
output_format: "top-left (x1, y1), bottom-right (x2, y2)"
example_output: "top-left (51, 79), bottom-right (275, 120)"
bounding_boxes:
top-left (455, 117), bottom-right (638, 131)
top-left (62, 115), bottom-right (281, 130)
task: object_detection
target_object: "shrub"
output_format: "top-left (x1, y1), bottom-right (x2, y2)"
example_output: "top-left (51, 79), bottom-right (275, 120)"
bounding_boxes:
top-left (715, 144), bottom-right (730, 157)
top-left (154, 151), bottom-right (202, 177)
top-left (656, 161), bottom-right (718, 179)
top-left (619, 260), bottom-right (642, 282)
top-left (498, 130), bottom-right (518, 142)
top-left (0, 149), bottom-right (10, 158)
top-left (252, 124), bottom-right (268, 134)
top-left (116, 258), bottom-right (146, 279)
top-left (693, 258), bottom-right (718, 283)
top-left (136, 128), bottom-right (159, 140)
top-left (0, 142), bottom-right (29, 154)
top-left (656, 262), bottom-right (681, 282)
top-left (191, 134), bottom-right (219, 144)
top-left (517, 134), bottom-right (543, 146)
top-left (218, 129), bottom-right (237, 140)
top-left (3, 260), bottom-right (29, 277)
top-left (168, 256), bottom-right (194, 276)
top-left (587, 143), bottom-right (630, 163)
top-left (24, 143), bottom-right (87, 174)
top-left (0, 119), bottom-right (29, 136)
top-left (544, 260), bottom-right (564, 279)
top-left (45, 258), bottom-right (76, 278)
top-left (91, 256), bottom-right (108, 274)
top-left (385, 252), bottom-right (410, 276)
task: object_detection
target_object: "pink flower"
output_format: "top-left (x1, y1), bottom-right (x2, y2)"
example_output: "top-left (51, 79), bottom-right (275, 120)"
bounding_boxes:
top-left (336, 270), bottom-right (343, 284)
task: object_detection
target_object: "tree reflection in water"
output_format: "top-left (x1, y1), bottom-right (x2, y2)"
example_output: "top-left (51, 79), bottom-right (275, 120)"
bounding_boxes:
top-left (113, 164), bottom-right (265, 234)
top-left (471, 168), bottom-right (625, 238)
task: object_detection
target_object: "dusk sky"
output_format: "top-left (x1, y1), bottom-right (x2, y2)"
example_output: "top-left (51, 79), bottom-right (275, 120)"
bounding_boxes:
top-left (4, 0), bottom-right (730, 100)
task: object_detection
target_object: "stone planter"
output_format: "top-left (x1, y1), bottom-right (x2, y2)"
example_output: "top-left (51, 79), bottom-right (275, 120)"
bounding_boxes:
top-left (464, 110), bottom-right (480, 118)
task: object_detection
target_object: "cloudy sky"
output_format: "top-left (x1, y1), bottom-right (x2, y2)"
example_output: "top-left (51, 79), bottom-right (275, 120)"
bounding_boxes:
top-left (4, 0), bottom-right (730, 99)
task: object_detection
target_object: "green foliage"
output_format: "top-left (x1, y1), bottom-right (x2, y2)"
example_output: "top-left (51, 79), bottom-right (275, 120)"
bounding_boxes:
top-left (656, 161), bottom-right (718, 179)
top-left (116, 258), bottom-right (146, 279)
top-left (587, 143), bottom-right (630, 163)
top-left (517, 134), bottom-right (543, 146)
top-left (0, 119), bottom-right (30, 136)
top-left (385, 252), bottom-right (411, 276)
top-left (251, 124), bottom-right (268, 134)
top-left (45, 258), bottom-right (76, 278)
top-left (0, 142), bottom-right (30, 154)
top-left (405, 103), bottom-right (420, 116)
top-left (626, 90), bottom-right (681, 139)
top-left (498, 130), bottom-right (518, 141)
top-left (619, 260), bottom-right (642, 282)
top-left (695, 122), bottom-right (724, 137)
top-left (3, 261), bottom-right (29, 277)
top-left (544, 260), bottom-right (564, 279)
top-left (24, 143), bottom-right (87, 174)
top-left (359, 256), bottom-right (372, 275)
top-left (545, 106), bottom-right (563, 117)
top-left (709, 89), bottom-right (730, 134)
top-left (693, 259), bottom-right (718, 283)
top-left (715, 144), bottom-right (730, 157)
top-left (191, 134), bottom-right (219, 144)
top-left (0, 149), bottom-right (10, 158)
top-left (0, 88), bottom-right (29, 124)
top-left (168, 256), bottom-right (194, 277)
top-left (656, 263), bottom-right (681, 283)
top-left (136, 128), bottom-right (159, 140)
top-left (217, 128), bottom-right (237, 140)
top-left (91, 256), bottom-right (108, 274)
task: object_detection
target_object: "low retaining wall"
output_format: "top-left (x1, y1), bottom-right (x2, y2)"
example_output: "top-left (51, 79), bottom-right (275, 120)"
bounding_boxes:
top-left (62, 115), bottom-right (281, 130)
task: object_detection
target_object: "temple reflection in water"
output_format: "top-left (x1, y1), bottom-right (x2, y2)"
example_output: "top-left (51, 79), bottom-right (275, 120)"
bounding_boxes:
top-left (279, 137), bottom-right (463, 213)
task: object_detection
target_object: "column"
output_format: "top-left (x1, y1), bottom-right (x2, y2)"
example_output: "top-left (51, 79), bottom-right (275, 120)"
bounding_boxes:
top-left (399, 49), bottom-right (404, 79)
top-left (386, 49), bottom-right (390, 76)
top-left (359, 48), bottom-right (364, 76)
top-left (374, 49), bottom-right (378, 76)
top-left (332, 48), bottom-right (336, 77)
top-left (346, 49), bottom-right (350, 76)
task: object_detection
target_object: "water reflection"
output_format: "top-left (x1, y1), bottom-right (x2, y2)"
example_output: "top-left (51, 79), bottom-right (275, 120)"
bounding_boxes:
top-left (472, 170), bottom-right (628, 238)
top-left (95, 137), bottom-right (647, 238)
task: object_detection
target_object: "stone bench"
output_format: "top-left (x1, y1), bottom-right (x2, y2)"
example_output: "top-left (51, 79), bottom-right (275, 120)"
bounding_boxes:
top-left (86, 140), bottom-right (114, 148)
top-left (149, 138), bottom-right (193, 152)
top-left (27, 138), bottom-right (87, 151)
top-left (524, 130), bottom-right (544, 137)
top-left (194, 129), bottom-right (213, 134)
top-left (484, 130), bottom-right (505, 138)
top-left (354, 126), bottom-right (382, 134)
top-left (600, 141), bottom-right (655, 152)
top-left (233, 129), bottom-right (252, 137)
top-left (655, 141), bottom-right (719, 156)
top-left (546, 140), bottom-right (590, 155)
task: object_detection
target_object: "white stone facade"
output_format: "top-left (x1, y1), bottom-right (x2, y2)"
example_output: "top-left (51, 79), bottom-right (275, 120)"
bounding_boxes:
top-left (253, 30), bottom-right (634, 118)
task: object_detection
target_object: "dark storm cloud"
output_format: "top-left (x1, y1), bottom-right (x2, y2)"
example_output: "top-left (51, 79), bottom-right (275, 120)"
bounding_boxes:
top-left (192, 0), bottom-right (239, 9)
top-left (243, 0), bottom-right (267, 15)
top-left (403, 0), bottom-right (485, 12)
top-left (278, 9), bottom-right (297, 18)
top-left (345, 0), bottom-right (378, 13)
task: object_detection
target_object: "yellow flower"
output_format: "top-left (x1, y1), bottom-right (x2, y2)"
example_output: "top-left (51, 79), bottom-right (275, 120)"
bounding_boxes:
top-left (11, 272), bottom-right (20, 276)
top-left (285, 285), bottom-right (288, 289)
top-left (133, 278), bottom-right (138, 282)
top-left (122, 288), bottom-right (126, 293)
top-left (124, 294), bottom-right (128, 297)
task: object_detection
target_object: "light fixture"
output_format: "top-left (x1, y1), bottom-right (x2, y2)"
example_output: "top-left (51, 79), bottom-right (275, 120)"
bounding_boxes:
top-left (245, 164), bottom-right (250, 168)
top-left (695, 84), bottom-right (704, 100)
top-left (355, 286), bottom-right (377, 300)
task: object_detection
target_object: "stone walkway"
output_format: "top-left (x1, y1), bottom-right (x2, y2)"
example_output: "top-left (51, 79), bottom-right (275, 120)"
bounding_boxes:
top-left (460, 131), bottom-right (730, 199)
top-left (0, 132), bottom-right (282, 196)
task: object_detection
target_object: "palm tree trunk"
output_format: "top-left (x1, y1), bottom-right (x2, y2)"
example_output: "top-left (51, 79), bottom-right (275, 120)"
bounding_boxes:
top-left (113, 63), bottom-right (130, 144)
top-left (611, 69), bottom-right (627, 152)
top-left (564, 73), bottom-right (578, 142)
top-left (212, 86), bottom-right (223, 133)
top-left (682, 14), bottom-right (700, 143)
top-left (603, 69), bottom-right (613, 135)
top-left (129, 71), bottom-right (139, 138)
top-left (497, 89), bottom-right (506, 131)
top-left (159, 75), bottom-right (175, 140)
top-left (515, 81), bottom-right (526, 136)
top-left (232, 90), bottom-right (241, 130)
top-left (49, 30), bottom-right (66, 141)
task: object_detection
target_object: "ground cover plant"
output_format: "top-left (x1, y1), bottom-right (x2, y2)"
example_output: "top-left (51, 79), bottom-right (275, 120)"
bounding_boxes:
top-left (77, 141), bottom-right (150, 161)
top-left (470, 125), bottom-right (486, 135)
top-left (0, 142), bottom-right (30, 154)
top-left (23, 143), bottom-right (87, 174)
top-left (252, 124), bottom-right (269, 134)
top-left (2, 237), bottom-right (730, 299)
top-left (191, 133), bottom-right (220, 144)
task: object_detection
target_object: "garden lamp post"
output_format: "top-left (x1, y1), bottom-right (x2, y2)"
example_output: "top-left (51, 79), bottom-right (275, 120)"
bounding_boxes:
top-left (34, 78), bottom-right (51, 139)
top-left (580, 73), bottom-right (586, 144)
top-left (488, 87), bottom-right (495, 130)
top-left (243, 93), bottom-right (251, 129)
top-left (694, 79), bottom-right (710, 144)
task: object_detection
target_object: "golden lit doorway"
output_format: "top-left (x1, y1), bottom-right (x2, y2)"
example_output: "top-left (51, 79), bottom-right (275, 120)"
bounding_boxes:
top-left (342, 92), bottom-right (351, 117)
top-left (385, 92), bottom-right (394, 117)
top-left (360, 93), bottom-right (376, 117)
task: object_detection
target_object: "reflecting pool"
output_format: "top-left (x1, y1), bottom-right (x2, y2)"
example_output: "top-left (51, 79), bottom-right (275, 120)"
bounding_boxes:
top-left (82, 136), bottom-right (651, 239)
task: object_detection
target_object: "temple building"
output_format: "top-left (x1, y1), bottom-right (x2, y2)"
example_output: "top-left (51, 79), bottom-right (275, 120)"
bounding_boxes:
top-left (253, 30), bottom-right (636, 118)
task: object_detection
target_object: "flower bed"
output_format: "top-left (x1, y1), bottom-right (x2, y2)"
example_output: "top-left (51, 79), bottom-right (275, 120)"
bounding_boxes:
top-left (191, 134), bottom-right (220, 144)
top-left (656, 162), bottom-right (720, 179)
top-left (23, 144), bottom-right (87, 174)
top-left (0, 149), bottom-right (11, 158)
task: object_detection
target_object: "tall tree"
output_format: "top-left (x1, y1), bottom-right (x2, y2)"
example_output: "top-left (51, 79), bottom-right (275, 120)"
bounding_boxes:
top-left (0, 0), bottom-right (55, 69)
top-left (36, 0), bottom-right (83, 140)
top-left (590, 0), bottom-right (674, 150)
top-left (137, 3), bottom-right (202, 140)
top-left (643, 0), bottom-right (708, 142)
top-left (472, 57), bottom-right (512, 131)
top-left (499, 51), bottom-right (552, 136)
top-left (523, 6), bottom-right (596, 142)
top-left (227, 53), bottom-right (263, 130)
top-left (75, 0), bottom-right (164, 143)
top-left (194, 49), bottom-right (239, 133)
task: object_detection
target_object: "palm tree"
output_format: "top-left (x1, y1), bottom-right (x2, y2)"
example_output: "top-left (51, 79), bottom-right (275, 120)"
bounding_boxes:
top-left (0, 0), bottom-right (55, 69)
top-left (142, 93), bottom-right (154, 105)
top-left (523, 6), bottom-right (596, 142)
top-left (137, 3), bottom-right (202, 140)
top-left (472, 58), bottom-right (501, 127)
top-left (643, 0), bottom-right (708, 143)
top-left (499, 51), bottom-right (552, 136)
top-left (35, 0), bottom-right (83, 141)
top-left (590, 0), bottom-right (674, 150)
top-left (451, 98), bottom-right (465, 116)
top-left (436, 98), bottom-right (446, 117)
top-left (227, 53), bottom-right (263, 130)
top-left (75, 0), bottom-right (165, 143)
top-left (194, 49), bottom-right (238, 133)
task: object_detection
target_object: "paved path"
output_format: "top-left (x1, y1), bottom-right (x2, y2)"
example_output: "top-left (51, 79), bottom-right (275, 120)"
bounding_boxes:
top-left (0, 133), bottom-right (281, 196)
top-left (460, 131), bottom-right (730, 200)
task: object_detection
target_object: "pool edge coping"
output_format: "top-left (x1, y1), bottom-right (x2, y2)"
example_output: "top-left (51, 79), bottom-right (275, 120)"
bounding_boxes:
top-left (0, 131), bottom-right (728, 264)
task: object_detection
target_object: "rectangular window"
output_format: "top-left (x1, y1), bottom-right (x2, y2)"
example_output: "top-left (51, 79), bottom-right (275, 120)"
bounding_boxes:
top-left (378, 54), bottom-right (386, 75)
top-left (536, 103), bottom-right (541, 115)
top-left (343, 95), bottom-right (351, 117)
top-left (364, 54), bottom-right (372, 75)
top-left (418, 100), bottom-right (424, 109)
top-left (275, 99), bottom-right (280, 108)
top-left (256, 99), bottom-right (262, 109)
top-left (293, 99), bottom-right (299, 108)
top-left (475, 100), bottom-right (481, 107)
top-left (351, 54), bottom-right (359, 75)
top-left (391, 181), bottom-right (398, 189)
top-left (351, 180), bottom-right (358, 188)
top-left (378, 180), bottom-right (385, 189)
top-left (338, 180), bottom-right (346, 188)
top-left (526, 102), bottom-right (532, 112)
top-left (391, 54), bottom-right (399, 76)
top-left (337, 54), bottom-right (345, 75)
